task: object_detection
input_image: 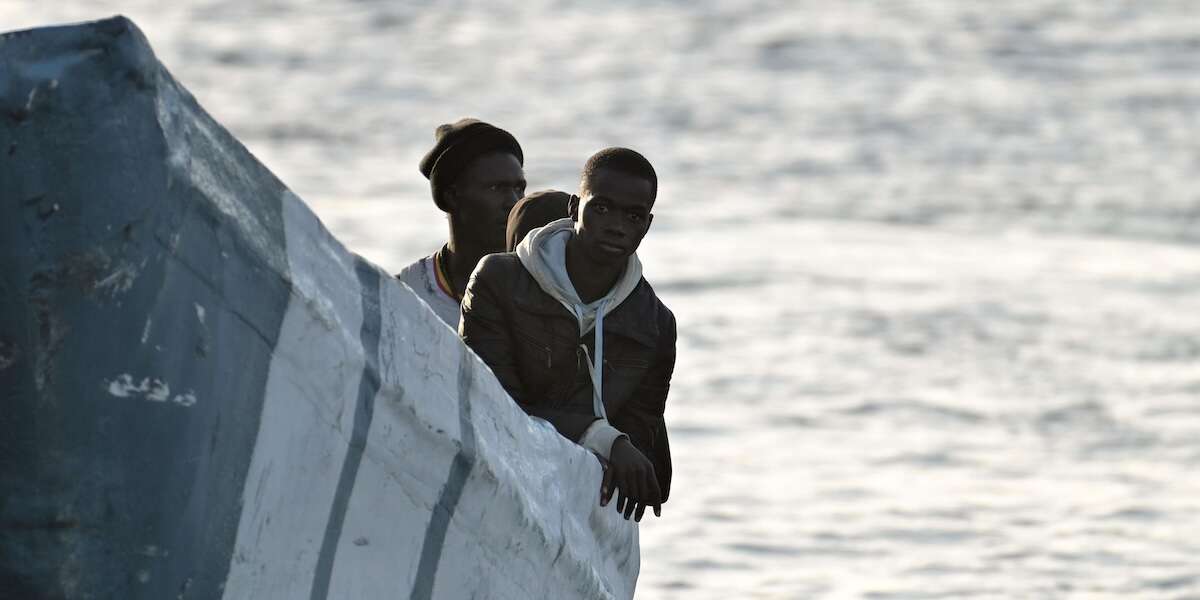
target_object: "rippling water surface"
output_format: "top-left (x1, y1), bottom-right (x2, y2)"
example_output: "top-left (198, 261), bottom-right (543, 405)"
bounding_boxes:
top-left (7, 2), bottom-right (1200, 597)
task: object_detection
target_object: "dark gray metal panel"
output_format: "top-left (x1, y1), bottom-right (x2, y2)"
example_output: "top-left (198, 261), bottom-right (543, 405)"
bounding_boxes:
top-left (1, 17), bottom-right (292, 599)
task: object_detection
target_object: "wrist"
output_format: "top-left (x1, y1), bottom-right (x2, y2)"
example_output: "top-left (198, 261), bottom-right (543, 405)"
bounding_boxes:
top-left (581, 421), bottom-right (627, 459)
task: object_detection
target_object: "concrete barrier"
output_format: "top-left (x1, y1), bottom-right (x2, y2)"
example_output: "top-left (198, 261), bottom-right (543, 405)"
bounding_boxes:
top-left (0, 16), bottom-right (638, 599)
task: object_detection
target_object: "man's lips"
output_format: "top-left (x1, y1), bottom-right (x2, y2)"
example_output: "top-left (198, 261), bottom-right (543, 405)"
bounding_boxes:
top-left (598, 241), bottom-right (626, 254)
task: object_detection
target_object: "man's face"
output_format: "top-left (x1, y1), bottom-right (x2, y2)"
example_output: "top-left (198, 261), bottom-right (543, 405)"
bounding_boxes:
top-left (447, 152), bottom-right (526, 253)
top-left (572, 168), bottom-right (655, 266)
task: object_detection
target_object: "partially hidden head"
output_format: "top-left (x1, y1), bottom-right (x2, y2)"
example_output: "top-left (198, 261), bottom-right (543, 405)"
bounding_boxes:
top-left (419, 118), bottom-right (527, 253)
top-left (506, 189), bottom-right (572, 252)
top-left (569, 147), bottom-right (657, 265)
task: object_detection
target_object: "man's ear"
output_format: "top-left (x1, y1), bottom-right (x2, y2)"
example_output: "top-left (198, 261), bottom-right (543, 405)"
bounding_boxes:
top-left (646, 213), bottom-right (654, 230)
top-left (568, 194), bottom-right (580, 221)
top-left (440, 186), bottom-right (458, 213)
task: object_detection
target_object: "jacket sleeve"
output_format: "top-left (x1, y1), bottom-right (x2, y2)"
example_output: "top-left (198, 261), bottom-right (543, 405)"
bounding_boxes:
top-left (651, 418), bottom-right (672, 502)
top-left (460, 256), bottom-right (528, 405)
top-left (610, 307), bottom-right (676, 499)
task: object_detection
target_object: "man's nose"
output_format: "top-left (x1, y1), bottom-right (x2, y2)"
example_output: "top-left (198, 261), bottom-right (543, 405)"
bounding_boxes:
top-left (604, 222), bottom-right (629, 238)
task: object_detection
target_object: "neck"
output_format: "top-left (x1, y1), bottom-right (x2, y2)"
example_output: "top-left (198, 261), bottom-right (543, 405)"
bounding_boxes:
top-left (565, 235), bottom-right (624, 304)
top-left (442, 224), bottom-right (491, 300)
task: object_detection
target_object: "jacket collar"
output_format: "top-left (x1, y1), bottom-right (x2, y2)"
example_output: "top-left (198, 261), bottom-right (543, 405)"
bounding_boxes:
top-left (515, 277), bottom-right (658, 348)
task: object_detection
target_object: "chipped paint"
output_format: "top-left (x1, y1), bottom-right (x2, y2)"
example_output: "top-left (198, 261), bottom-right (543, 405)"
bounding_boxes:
top-left (140, 318), bottom-right (152, 344)
top-left (103, 374), bottom-right (197, 408)
top-left (194, 303), bottom-right (206, 325)
top-left (106, 373), bottom-right (145, 397)
top-left (24, 86), bottom-right (39, 112)
top-left (94, 261), bottom-right (140, 296)
top-left (173, 391), bottom-right (197, 407)
top-left (145, 379), bottom-right (169, 402)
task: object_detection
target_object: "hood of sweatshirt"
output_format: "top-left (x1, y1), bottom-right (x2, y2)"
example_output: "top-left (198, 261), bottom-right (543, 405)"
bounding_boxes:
top-left (514, 217), bottom-right (642, 335)
top-left (514, 217), bottom-right (642, 432)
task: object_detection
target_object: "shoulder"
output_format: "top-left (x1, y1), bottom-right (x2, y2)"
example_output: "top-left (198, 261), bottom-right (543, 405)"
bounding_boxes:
top-left (396, 254), bottom-right (432, 287)
top-left (636, 278), bottom-right (676, 330)
top-left (471, 252), bottom-right (525, 281)
top-left (466, 253), bottom-right (537, 300)
top-left (619, 278), bottom-right (676, 347)
top-left (396, 254), bottom-right (441, 300)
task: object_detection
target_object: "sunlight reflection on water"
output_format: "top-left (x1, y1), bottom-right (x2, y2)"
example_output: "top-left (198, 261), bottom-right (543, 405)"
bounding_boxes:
top-left (6, 2), bottom-right (1200, 597)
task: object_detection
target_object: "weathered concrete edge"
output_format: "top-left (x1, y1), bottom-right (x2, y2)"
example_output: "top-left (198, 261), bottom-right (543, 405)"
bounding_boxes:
top-left (0, 15), bottom-right (639, 600)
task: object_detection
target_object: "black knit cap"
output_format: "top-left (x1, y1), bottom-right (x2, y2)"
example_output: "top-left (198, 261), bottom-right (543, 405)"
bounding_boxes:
top-left (419, 118), bottom-right (524, 211)
top-left (505, 189), bottom-right (572, 252)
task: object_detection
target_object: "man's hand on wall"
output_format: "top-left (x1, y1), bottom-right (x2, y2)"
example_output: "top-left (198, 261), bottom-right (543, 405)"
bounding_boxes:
top-left (601, 437), bottom-right (662, 521)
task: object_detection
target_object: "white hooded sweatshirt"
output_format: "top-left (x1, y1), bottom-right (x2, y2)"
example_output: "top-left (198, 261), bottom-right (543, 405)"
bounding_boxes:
top-left (514, 217), bottom-right (643, 458)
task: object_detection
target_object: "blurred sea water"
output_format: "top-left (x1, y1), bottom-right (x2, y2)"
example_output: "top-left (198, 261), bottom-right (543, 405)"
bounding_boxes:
top-left (5, 1), bottom-right (1200, 598)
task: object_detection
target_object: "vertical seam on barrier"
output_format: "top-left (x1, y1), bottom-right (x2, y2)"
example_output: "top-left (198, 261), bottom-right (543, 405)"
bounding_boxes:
top-left (308, 259), bottom-right (382, 600)
top-left (409, 345), bottom-right (477, 600)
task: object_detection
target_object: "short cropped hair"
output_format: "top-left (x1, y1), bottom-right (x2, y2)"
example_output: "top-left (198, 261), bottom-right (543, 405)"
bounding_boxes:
top-left (580, 147), bottom-right (657, 201)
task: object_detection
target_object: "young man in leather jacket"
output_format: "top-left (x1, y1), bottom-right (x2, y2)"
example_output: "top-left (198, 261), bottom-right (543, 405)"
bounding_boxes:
top-left (460, 148), bottom-right (674, 522)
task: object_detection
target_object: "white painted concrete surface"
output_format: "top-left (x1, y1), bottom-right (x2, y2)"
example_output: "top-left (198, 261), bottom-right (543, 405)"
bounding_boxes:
top-left (222, 192), bottom-right (639, 599)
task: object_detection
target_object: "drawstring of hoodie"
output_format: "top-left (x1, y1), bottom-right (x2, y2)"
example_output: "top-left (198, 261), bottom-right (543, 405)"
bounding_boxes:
top-left (514, 219), bottom-right (642, 426)
top-left (579, 300), bottom-right (608, 420)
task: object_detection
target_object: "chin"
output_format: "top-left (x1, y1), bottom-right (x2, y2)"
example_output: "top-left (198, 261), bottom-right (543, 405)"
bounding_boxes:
top-left (589, 249), bottom-right (629, 266)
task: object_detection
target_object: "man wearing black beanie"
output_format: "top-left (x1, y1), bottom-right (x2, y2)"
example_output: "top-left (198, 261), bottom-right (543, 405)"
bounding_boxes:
top-left (397, 118), bottom-right (526, 327)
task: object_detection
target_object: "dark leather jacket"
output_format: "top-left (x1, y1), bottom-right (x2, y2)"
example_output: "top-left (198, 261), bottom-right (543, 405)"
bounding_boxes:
top-left (460, 252), bottom-right (676, 500)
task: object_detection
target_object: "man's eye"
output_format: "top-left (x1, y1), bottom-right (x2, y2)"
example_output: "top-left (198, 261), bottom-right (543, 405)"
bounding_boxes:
top-left (628, 213), bottom-right (644, 223)
top-left (594, 204), bottom-right (609, 213)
